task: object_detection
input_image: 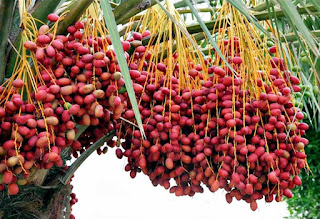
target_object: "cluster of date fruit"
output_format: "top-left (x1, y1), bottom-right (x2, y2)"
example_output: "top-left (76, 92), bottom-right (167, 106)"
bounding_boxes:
top-left (0, 13), bottom-right (308, 211)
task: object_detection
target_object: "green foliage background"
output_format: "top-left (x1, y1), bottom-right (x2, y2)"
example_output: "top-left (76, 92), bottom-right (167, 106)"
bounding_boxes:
top-left (286, 129), bottom-right (320, 218)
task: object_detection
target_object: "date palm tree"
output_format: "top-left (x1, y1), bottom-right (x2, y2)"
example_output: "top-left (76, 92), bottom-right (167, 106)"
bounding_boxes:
top-left (0, 0), bottom-right (319, 218)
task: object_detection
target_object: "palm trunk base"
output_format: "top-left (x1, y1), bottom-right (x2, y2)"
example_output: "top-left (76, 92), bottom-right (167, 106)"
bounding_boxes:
top-left (0, 184), bottom-right (72, 219)
top-left (0, 169), bottom-right (72, 219)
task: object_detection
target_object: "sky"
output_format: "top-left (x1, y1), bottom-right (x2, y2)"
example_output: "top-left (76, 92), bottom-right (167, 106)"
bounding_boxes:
top-left (72, 147), bottom-right (289, 219)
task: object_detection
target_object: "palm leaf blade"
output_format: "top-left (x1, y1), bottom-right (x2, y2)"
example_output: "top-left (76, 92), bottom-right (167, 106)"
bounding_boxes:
top-left (276, 0), bottom-right (320, 57)
top-left (100, 0), bottom-right (146, 138)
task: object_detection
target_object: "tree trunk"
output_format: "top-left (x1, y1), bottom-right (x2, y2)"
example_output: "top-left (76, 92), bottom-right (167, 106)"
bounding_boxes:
top-left (0, 169), bottom-right (72, 219)
top-left (0, 184), bottom-right (72, 219)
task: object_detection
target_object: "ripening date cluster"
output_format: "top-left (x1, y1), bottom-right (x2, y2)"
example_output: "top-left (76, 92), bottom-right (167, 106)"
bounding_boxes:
top-left (0, 12), bottom-right (309, 213)
top-left (0, 13), bottom-right (125, 202)
top-left (116, 35), bottom-right (308, 211)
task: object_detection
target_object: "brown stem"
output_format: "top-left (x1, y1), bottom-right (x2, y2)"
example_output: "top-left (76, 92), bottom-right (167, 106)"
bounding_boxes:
top-left (176, 8), bottom-right (217, 14)
top-left (254, 5), bottom-right (317, 20)
top-left (0, 0), bottom-right (16, 84)
top-left (281, 30), bottom-right (320, 42)
top-left (60, 130), bottom-right (115, 185)
top-left (114, 0), bottom-right (157, 24)
top-left (251, 2), bottom-right (271, 12)
top-left (174, 0), bottom-right (205, 8)
top-left (56, 0), bottom-right (94, 35)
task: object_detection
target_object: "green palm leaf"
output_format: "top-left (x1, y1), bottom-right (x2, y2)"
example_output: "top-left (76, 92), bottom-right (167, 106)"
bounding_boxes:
top-left (100, 0), bottom-right (146, 138)
top-left (276, 0), bottom-right (320, 57)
